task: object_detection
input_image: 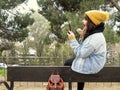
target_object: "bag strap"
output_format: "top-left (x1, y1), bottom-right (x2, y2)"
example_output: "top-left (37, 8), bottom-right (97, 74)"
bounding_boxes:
top-left (52, 70), bottom-right (59, 75)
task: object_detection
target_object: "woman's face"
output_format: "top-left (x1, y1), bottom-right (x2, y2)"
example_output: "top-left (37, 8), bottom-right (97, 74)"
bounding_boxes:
top-left (82, 18), bottom-right (88, 31)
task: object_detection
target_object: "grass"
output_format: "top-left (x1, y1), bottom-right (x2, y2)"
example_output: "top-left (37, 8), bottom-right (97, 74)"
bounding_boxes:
top-left (0, 69), bottom-right (7, 76)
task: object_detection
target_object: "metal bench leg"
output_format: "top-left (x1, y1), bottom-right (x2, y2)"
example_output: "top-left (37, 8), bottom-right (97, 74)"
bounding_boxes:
top-left (0, 81), bottom-right (10, 90)
top-left (3, 81), bottom-right (10, 90)
top-left (9, 81), bottom-right (14, 90)
top-left (68, 82), bottom-right (72, 90)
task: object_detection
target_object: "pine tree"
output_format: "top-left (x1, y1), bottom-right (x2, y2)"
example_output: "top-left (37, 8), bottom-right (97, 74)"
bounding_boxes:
top-left (0, 0), bottom-right (34, 54)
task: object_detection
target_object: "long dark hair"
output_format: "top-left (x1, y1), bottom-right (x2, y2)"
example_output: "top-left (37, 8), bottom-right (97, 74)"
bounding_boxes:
top-left (83, 14), bottom-right (96, 33)
top-left (83, 14), bottom-right (104, 40)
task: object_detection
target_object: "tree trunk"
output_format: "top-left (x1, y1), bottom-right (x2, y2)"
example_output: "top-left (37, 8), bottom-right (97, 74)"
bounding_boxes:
top-left (107, 0), bottom-right (120, 11)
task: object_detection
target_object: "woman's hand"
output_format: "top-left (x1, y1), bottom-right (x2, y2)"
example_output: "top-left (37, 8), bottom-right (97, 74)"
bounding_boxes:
top-left (67, 30), bottom-right (75, 40)
top-left (76, 28), bottom-right (84, 40)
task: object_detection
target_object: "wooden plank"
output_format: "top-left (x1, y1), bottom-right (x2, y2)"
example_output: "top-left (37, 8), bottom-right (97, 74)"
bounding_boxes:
top-left (7, 66), bottom-right (71, 82)
top-left (7, 66), bottom-right (120, 82)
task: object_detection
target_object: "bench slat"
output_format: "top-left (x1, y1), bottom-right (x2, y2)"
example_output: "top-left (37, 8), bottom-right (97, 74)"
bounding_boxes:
top-left (7, 66), bottom-right (120, 82)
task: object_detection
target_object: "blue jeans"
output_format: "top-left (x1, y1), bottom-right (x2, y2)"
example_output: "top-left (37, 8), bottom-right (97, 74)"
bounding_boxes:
top-left (64, 57), bottom-right (84, 90)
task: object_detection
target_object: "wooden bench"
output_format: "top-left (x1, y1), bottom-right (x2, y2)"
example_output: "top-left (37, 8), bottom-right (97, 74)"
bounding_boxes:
top-left (6, 66), bottom-right (120, 90)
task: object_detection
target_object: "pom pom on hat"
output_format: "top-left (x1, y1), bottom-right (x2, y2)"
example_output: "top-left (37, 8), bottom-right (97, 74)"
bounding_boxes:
top-left (85, 10), bottom-right (109, 25)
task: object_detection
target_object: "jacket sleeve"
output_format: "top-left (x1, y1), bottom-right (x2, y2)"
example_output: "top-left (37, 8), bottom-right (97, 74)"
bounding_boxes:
top-left (69, 39), bottom-right (95, 59)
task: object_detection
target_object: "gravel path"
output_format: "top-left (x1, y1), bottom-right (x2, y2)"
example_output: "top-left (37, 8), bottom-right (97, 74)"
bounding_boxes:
top-left (1, 75), bottom-right (120, 90)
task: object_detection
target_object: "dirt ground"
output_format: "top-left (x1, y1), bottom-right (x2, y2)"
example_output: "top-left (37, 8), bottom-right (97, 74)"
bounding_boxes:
top-left (1, 82), bottom-right (120, 90)
top-left (1, 75), bottom-right (120, 90)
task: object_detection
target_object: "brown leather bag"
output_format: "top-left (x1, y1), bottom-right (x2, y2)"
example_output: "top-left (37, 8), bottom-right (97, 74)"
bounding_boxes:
top-left (46, 74), bottom-right (64, 90)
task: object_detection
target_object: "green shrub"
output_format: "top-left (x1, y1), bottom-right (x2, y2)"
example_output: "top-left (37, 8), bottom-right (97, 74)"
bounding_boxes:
top-left (0, 69), bottom-right (7, 76)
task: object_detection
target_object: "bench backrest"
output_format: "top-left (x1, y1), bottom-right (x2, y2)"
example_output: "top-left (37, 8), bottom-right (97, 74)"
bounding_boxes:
top-left (7, 66), bottom-right (120, 82)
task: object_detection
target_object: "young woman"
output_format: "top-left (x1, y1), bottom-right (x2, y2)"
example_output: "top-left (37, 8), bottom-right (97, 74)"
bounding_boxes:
top-left (65, 10), bottom-right (109, 90)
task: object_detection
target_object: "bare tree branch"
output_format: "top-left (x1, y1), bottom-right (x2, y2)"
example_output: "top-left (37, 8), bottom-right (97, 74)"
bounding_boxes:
top-left (107, 0), bottom-right (120, 11)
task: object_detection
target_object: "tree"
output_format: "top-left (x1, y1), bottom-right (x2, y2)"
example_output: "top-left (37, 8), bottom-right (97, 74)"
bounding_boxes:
top-left (115, 13), bottom-right (120, 36)
top-left (25, 12), bottom-right (50, 57)
top-left (0, 0), bottom-right (34, 54)
top-left (105, 0), bottom-right (120, 34)
top-left (0, 13), bottom-right (34, 42)
top-left (14, 12), bottom-right (51, 65)
top-left (38, 0), bottom-right (105, 43)
top-left (0, 0), bottom-right (25, 9)
top-left (38, 0), bottom-right (68, 43)
top-left (107, 0), bottom-right (120, 11)
top-left (104, 24), bottom-right (120, 44)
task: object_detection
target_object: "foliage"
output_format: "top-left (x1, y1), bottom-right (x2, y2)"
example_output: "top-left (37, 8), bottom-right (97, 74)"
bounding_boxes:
top-left (0, 0), bottom-right (34, 53)
top-left (0, 0), bottom-right (119, 66)
top-left (105, 0), bottom-right (120, 33)
top-left (61, 12), bottom-right (83, 41)
top-left (0, 40), bottom-right (14, 53)
top-left (115, 12), bottom-right (120, 31)
top-left (55, 0), bottom-right (81, 12)
top-left (16, 12), bottom-right (51, 56)
top-left (0, 0), bottom-right (25, 9)
top-left (38, 0), bottom-right (68, 43)
top-left (38, 0), bottom-right (105, 43)
top-left (40, 42), bottom-right (74, 65)
top-left (104, 24), bottom-right (120, 44)
top-left (0, 69), bottom-right (6, 76)
top-left (116, 52), bottom-right (120, 65)
top-left (0, 13), bottom-right (34, 42)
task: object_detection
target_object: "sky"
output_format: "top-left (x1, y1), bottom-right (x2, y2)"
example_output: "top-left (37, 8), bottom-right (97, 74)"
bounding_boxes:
top-left (14, 0), bottom-right (40, 14)
top-left (24, 0), bottom-right (40, 11)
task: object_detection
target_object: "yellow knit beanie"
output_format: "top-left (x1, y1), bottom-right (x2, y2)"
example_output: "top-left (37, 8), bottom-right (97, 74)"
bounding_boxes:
top-left (85, 10), bottom-right (109, 25)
